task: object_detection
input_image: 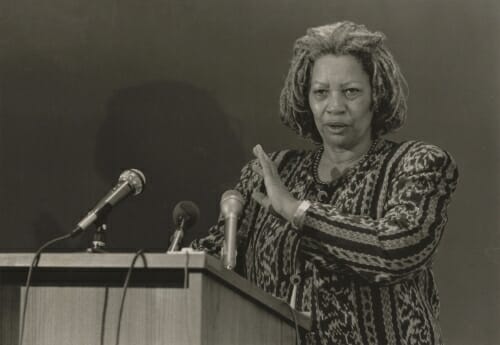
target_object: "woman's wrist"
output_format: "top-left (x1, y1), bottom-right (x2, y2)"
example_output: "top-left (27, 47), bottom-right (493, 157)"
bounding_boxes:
top-left (291, 200), bottom-right (311, 230)
top-left (280, 197), bottom-right (301, 222)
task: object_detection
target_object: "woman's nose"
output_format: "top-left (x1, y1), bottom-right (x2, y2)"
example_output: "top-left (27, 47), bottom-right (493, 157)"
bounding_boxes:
top-left (326, 92), bottom-right (346, 114)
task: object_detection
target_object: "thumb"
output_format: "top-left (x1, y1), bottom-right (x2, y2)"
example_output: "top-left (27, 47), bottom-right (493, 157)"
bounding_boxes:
top-left (252, 191), bottom-right (280, 217)
top-left (252, 191), bottom-right (270, 208)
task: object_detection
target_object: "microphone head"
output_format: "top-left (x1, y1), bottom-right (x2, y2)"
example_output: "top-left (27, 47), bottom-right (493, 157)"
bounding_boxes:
top-left (172, 201), bottom-right (200, 229)
top-left (220, 190), bottom-right (244, 217)
top-left (119, 169), bottom-right (146, 195)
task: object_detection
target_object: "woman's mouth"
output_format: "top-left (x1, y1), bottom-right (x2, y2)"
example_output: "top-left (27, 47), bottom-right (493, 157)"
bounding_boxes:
top-left (325, 122), bottom-right (349, 133)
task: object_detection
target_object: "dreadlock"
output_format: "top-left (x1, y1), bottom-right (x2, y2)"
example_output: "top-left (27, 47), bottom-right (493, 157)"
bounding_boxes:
top-left (279, 21), bottom-right (408, 143)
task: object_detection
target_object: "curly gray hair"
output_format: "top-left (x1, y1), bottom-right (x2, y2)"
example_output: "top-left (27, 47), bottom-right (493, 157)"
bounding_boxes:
top-left (279, 21), bottom-right (408, 143)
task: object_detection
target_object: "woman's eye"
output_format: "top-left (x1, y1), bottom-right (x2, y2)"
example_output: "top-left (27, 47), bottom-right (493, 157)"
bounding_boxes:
top-left (344, 88), bottom-right (361, 99)
top-left (313, 89), bottom-right (328, 97)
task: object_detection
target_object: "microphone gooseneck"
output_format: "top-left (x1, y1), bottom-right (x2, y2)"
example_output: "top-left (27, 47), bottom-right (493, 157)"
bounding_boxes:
top-left (220, 190), bottom-right (244, 270)
top-left (168, 201), bottom-right (200, 252)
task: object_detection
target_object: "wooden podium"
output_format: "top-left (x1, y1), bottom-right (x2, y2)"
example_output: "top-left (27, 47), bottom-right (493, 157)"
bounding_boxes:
top-left (0, 252), bottom-right (310, 345)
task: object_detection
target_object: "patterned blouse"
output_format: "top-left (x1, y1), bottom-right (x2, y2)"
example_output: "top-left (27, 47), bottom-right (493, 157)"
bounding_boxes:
top-left (192, 139), bottom-right (459, 345)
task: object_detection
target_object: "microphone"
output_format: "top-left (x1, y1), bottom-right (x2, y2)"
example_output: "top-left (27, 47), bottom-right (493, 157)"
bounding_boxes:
top-left (76, 169), bottom-right (146, 232)
top-left (220, 190), bottom-right (244, 270)
top-left (168, 201), bottom-right (200, 252)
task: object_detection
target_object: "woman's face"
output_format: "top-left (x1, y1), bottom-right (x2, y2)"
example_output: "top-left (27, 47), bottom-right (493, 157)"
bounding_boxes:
top-left (308, 54), bottom-right (373, 151)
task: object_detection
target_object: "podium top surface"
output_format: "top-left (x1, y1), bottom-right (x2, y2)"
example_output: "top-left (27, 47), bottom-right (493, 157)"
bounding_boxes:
top-left (0, 251), bottom-right (215, 269)
top-left (0, 251), bottom-right (311, 330)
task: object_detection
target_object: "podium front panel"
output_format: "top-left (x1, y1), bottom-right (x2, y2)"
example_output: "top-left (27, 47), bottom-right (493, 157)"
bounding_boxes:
top-left (0, 253), bottom-right (309, 345)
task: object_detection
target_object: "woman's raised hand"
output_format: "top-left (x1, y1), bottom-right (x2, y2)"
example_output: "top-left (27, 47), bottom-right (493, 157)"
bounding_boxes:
top-left (251, 144), bottom-right (300, 222)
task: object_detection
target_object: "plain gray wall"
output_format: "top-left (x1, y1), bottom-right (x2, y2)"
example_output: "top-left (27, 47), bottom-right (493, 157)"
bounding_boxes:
top-left (0, 0), bottom-right (498, 344)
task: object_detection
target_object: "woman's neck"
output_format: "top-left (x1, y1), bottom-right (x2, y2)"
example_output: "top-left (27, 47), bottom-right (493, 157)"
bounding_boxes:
top-left (318, 139), bottom-right (373, 182)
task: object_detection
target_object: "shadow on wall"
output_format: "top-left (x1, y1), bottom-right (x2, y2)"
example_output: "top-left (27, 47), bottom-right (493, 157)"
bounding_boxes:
top-left (95, 81), bottom-right (246, 251)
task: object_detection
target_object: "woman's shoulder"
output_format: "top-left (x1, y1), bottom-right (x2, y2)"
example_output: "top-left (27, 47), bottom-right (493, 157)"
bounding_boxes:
top-left (381, 139), bottom-right (458, 174)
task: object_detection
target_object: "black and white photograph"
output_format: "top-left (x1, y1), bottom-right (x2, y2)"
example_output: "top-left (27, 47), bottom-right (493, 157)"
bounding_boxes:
top-left (0, 1), bottom-right (498, 344)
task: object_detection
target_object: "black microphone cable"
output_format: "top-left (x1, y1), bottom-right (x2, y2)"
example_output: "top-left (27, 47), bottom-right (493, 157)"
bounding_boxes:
top-left (18, 227), bottom-right (82, 345)
top-left (115, 249), bottom-right (147, 345)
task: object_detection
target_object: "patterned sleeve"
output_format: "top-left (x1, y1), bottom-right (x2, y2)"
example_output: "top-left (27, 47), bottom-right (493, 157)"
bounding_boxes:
top-left (299, 142), bottom-right (459, 284)
top-left (190, 159), bottom-right (258, 257)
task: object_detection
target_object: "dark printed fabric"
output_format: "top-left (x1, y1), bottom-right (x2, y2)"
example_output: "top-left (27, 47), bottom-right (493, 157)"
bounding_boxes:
top-left (192, 139), bottom-right (458, 345)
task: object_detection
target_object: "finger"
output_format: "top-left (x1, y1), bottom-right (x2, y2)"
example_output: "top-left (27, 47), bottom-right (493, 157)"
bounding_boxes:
top-left (253, 145), bottom-right (275, 176)
top-left (251, 191), bottom-right (280, 217)
top-left (253, 143), bottom-right (263, 154)
top-left (251, 163), bottom-right (264, 177)
top-left (252, 191), bottom-right (270, 208)
top-left (252, 145), bottom-right (268, 174)
top-left (253, 144), bottom-right (268, 161)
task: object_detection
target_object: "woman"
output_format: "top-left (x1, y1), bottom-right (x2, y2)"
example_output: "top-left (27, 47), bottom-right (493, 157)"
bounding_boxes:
top-left (192, 21), bottom-right (458, 345)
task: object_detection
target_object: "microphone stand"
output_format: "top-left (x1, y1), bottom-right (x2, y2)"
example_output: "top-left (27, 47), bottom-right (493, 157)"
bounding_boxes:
top-left (87, 217), bottom-right (108, 253)
top-left (167, 218), bottom-right (185, 252)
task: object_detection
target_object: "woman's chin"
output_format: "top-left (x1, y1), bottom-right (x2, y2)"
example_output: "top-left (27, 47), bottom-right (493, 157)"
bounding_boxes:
top-left (322, 135), bottom-right (353, 150)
